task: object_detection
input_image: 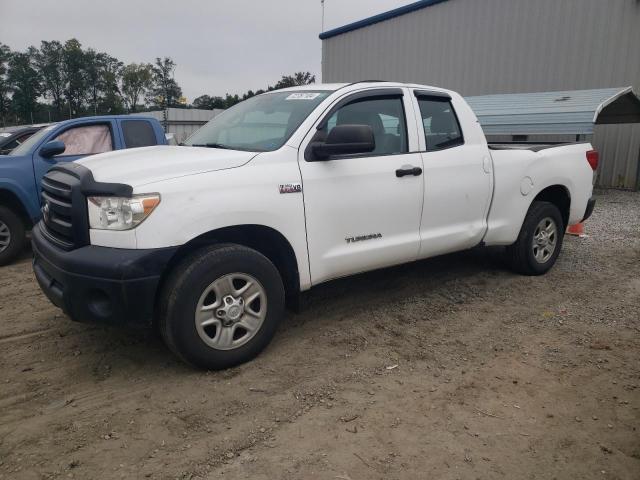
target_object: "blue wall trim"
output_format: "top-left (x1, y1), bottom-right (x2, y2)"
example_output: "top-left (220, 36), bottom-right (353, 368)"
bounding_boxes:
top-left (319, 0), bottom-right (451, 40)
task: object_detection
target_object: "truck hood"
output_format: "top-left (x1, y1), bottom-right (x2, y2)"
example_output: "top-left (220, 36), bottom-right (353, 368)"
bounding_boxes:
top-left (77, 146), bottom-right (259, 187)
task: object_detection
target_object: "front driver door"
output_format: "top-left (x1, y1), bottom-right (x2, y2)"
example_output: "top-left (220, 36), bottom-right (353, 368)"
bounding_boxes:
top-left (298, 88), bottom-right (424, 285)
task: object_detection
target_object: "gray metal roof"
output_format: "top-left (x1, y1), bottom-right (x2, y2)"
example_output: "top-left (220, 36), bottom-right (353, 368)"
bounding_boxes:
top-left (465, 87), bottom-right (640, 135)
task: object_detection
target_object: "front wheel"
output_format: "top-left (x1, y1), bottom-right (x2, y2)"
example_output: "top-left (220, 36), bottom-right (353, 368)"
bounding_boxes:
top-left (159, 244), bottom-right (285, 370)
top-left (0, 206), bottom-right (26, 266)
top-left (506, 201), bottom-right (565, 276)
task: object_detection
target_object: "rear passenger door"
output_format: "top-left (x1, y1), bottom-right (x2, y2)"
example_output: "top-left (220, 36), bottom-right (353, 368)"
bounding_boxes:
top-left (412, 91), bottom-right (493, 258)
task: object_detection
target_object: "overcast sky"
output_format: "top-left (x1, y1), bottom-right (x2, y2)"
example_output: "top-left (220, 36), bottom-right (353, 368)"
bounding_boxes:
top-left (2, 0), bottom-right (409, 101)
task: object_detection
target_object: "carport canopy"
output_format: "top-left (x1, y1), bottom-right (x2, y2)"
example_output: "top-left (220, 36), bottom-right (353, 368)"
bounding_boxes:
top-left (465, 87), bottom-right (640, 136)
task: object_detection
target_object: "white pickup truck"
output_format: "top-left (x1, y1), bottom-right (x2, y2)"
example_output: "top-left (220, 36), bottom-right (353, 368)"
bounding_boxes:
top-left (32, 82), bottom-right (597, 369)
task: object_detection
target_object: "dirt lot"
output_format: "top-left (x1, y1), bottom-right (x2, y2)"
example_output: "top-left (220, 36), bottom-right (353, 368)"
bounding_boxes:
top-left (1, 189), bottom-right (639, 480)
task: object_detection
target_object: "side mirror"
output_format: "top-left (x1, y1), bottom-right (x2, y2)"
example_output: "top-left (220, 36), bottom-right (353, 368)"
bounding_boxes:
top-left (310, 124), bottom-right (375, 161)
top-left (40, 140), bottom-right (66, 158)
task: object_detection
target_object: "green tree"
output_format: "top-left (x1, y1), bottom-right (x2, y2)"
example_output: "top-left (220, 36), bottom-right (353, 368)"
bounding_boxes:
top-left (147, 57), bottom-right (182, 109)
top-left (0, 43), bottom-right (12, 126)
top-left (35, 40), bottom-right (65, 120)
top-left (61, 39), bottom-right (87, 117)
top-left (98, 54), bottom-right (124, 114)
top-left (192, 94), bottom-right (227, 110)
top-left (85, 49), bottom-right (123, 114)
top-left (121, 63), bottom-right (152, 112)
top-left (223, 93), bottom-right (240, 109)
top-left (8, 47), bottom-right (41, 123)
top-left (84, 48), bottom-right (101, 114)
top-left (272, 72), bottom-right (316, 90)
top-left (191, 72), bottom-right (317, 111)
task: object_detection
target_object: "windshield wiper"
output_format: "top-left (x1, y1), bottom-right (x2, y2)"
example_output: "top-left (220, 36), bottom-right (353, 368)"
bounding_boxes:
top-left (189, 143), bottom-right (234, 150)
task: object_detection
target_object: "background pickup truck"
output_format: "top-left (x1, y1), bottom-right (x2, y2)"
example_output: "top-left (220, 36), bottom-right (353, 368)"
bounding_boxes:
top-left (0, 115), bottom-right (167, 265)
top-left (31, 82), bottom-right (597, 370)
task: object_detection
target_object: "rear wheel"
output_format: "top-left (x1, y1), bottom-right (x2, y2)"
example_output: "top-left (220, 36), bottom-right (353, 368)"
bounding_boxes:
top-left (159, 244), bottom-right (285, 370)
top-left (0, 206), bottom-right (26, 266)
top-left (506, 201), bottom-right (564, 275)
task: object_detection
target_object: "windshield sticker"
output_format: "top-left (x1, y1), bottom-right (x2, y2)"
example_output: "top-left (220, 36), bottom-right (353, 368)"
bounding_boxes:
top-left (286, 93), bottom-right (321, 101)
top-left (0, 133), bottom-right (11, 138)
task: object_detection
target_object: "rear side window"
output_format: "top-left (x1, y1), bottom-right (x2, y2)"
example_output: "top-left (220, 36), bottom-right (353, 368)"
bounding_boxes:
top-left (54, 124), bottom-right (113, 156)
top-left (417, 97), bottom-right (464, 151)
top-left (122, 120), bottom-right (157, 148)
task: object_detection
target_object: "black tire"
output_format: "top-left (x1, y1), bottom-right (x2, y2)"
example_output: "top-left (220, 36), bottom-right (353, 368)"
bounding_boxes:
top-left (506, 201), bottom-right (565, 276)
top-left (0, 206), bottom-right (26, 267)
top-left (159, 244), bottom-right (285, 370)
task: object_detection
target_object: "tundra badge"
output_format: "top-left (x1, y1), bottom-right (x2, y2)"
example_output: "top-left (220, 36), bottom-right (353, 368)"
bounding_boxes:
top-left (346, 233), bottom-right (382, 244)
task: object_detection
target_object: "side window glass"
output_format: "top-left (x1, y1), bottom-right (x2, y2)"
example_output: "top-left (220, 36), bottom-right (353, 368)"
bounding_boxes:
top-left (326, 97), bottom-right (408, 155)
top-left (17, 132), bottom-right (35, 144)
top-left (4, 139), bottom-right (20, 151)
top-left (417, 98), bottom-right (464, 151)
top-left (122, 120), bottom-right (157, 148)
top-left (54, 124), bottom-right (113, 156)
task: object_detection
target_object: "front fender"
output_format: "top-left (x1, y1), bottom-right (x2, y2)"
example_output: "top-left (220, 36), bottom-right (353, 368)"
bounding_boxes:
top-left (0, 176), bottom-right (41, 222)
top-left (91, 149), bottom-right (312, 289)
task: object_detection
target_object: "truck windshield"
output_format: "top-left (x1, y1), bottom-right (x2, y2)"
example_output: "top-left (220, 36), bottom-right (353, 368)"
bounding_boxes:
top-left (8, 125), bottom-right (55, 156)
top-left (185, 90), bottom-right (332, 152)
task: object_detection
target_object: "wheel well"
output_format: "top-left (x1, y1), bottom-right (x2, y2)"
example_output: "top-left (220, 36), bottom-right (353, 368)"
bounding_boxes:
top-left (0, 189), bottom-right (32, 229)
top-left (160, 225), bottom-right (301, 310)
top-left (532, 185), bottom-right (571, 228)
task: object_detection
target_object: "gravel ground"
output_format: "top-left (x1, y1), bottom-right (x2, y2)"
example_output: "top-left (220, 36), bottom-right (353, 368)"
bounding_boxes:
top-left (0, 189), bottom-right (638, 480)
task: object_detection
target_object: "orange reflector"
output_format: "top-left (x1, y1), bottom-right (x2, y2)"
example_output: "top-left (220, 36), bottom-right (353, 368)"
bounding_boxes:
top-left (142, 197), bottom-right (160, 215)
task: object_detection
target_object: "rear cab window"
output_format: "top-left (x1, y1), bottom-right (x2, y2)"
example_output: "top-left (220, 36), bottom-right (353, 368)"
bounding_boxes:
top-left (416, 94), bottom-right (464, 151)
top-left (122, 120), bottom-right (157, 148)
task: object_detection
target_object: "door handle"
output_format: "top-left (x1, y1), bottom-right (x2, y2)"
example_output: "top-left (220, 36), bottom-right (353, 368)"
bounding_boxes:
top-left (395, 166), bottom-right (423, 178)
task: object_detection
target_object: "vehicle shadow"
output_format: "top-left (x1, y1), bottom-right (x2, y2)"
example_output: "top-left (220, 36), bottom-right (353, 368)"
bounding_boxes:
top-left (298, 246), bottom-right (509, 319)
top-left (23, 245), bottom-right (511, 375)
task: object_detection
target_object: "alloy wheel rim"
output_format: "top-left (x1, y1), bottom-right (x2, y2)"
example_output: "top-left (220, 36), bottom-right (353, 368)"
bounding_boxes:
top-left (194, 273), bottom-right (267, 351)
top-left (532, 217), bottom-right (557, 264)
top-left (0, 221), bottom-right (10, 254)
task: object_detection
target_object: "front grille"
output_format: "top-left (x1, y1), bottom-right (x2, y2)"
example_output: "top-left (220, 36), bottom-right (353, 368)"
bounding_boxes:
top-left (41, 174), bottom-right (74, 248)
top-left (40, 167), bottom-right (86, 250)
top-left (39, 162), bottom-right (132, 250)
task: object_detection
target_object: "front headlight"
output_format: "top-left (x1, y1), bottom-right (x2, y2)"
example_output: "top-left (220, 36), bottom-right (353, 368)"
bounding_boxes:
top-left (87, 194), bottom-right (160, 230)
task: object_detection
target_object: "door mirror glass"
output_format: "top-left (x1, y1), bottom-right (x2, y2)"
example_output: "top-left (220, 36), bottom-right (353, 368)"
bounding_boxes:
top-left (39, 140), bottom-right (66, 158)
top-left (310, 124), bottom-right (375, 160)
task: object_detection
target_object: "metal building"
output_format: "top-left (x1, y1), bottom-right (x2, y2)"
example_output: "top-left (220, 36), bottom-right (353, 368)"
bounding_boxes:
top-left (320, 0), bottom-right (640, 189)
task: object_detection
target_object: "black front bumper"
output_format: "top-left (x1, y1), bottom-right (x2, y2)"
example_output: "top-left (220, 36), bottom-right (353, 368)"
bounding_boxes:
top-left (581, 196), bottom-right (596, 222)
top-left (32, 223), bottom-right (177, 327)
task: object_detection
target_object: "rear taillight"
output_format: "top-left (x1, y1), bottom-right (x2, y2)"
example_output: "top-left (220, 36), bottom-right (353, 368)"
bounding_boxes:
top-left (586, 150), bottom-right (599, 171)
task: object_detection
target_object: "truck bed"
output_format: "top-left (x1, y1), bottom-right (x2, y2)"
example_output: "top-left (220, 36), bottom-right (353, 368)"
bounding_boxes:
top-left (488, 142), bottom-right (588, 152)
